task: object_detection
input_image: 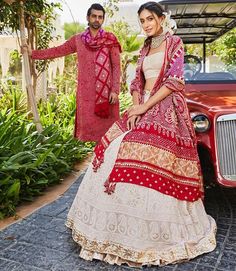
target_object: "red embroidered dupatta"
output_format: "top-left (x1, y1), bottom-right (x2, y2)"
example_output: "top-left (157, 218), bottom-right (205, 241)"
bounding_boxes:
top-left (81, 28), bottom-right (121, 118)
top-left (93, 33), bottom-right (204, 202)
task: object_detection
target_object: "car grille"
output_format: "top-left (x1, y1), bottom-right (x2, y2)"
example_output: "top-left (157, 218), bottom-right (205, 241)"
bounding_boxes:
top-left (216, 113), bottom-right (236, 181)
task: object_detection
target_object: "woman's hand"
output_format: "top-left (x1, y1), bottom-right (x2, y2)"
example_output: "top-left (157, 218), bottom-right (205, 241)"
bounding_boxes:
top-left (127, 104), bottom-right (148, 118)
top-left (127, 115), bottom-right (141, 130)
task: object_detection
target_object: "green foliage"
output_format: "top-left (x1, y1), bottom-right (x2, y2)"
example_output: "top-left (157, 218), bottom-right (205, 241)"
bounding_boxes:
top-left (209, 28), bottom-right (236, 66)
top-left (0, 0), bottom-right (62, 86)
top-left (0, 1), bottom-right (61, 49)
top-left (0, 88), bottom-right (92, 219)
top-left (8, 50), bottom-right (21, 77)
top-left (105, 21), bottom-right (143, 92)
top-left (52, 22), bottom-right (86, 94)
top-left (52, 70), bottom-right (77, 94)
top-left (103, 0), bottom-right (119, 18)
top-left (208, 28), bottom-right (236, 75)
top-left (185, 28), bottom-right (236, 68)
top-left (51, 52), bottom-right (77, 94)
top-left (38, 92), bottom-right (76, 138)
top-left (0, 84), bottom-right (27, 112)
top-left (105, 21), bottom-right (142, 53)
top-left (33, 2), bottom-right (62, 74)
top-left (119, 91), bottom-right (132, 115)
top-left (0, 1), bottom-right (58, 32)
top-left (185, 44), bottom-right (202, 58)
top-left (64, 22), bottom-right (85, 40)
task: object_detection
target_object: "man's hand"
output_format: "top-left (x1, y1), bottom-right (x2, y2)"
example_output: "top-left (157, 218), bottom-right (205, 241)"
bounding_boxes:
top-left (127, 115), bottom-right (141, 130)
top-left (109, 92), bottom-right (118, 104)
top-left (20, 44), bottom-right (32, 56)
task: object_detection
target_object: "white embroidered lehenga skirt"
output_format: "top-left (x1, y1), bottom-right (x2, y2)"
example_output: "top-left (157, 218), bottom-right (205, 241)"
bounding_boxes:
top-left (66, 91), bottom-right (216, 267)
top-left (66, 130), bottom-right (216, 267)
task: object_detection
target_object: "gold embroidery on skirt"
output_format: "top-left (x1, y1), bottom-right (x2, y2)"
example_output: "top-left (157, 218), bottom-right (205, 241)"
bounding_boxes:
top-left (66, 218), bottom-right (216, 266)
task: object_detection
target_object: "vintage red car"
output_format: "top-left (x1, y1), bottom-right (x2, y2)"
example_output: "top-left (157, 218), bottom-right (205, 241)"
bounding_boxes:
top-left (160, 0), bottom-right (236, 187)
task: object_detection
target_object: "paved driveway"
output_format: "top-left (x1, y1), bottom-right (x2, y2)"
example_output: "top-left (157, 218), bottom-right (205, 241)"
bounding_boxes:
top-left (0, 174), bottom-right (236, 271)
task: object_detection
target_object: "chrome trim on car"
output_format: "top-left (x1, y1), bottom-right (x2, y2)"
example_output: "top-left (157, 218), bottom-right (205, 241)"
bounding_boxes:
top-left (217, 113), bottom-right (236, 122)
top-left (216, 114), bottom-right (236, 181)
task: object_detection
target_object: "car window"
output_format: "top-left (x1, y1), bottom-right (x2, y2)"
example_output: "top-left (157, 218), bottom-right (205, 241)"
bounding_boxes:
top-left (184, 45), bottom-right (236, 82)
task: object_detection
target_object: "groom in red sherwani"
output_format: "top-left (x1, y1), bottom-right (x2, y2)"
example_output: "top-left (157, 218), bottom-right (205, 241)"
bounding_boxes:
top-left (24, 3), bottom-right (121, 142)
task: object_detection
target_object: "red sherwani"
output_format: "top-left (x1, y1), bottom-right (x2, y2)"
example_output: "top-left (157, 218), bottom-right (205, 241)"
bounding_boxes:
top-left (32, 32), bottom-right (121, 142)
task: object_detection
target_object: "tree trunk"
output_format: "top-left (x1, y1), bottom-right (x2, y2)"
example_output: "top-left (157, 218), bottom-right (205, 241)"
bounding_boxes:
top-left (19, 0), bottom-right (43, 133)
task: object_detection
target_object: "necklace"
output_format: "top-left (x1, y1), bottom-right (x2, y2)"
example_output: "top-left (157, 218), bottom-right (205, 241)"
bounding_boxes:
top-left (150, 34), bottom-right (165, 49)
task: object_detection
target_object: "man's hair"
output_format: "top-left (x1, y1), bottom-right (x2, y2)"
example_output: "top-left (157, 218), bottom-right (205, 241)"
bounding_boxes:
top-left (87, 3), bottom-right (106, 18)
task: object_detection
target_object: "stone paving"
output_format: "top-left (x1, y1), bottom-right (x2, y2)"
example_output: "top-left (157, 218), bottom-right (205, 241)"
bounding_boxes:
top-left (0, 173), bottom-right (236, 271)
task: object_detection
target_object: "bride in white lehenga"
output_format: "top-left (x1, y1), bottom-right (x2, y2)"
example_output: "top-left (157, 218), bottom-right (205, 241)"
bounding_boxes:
top-left (66, 133), bottom-right (216, 267)
top-left (66, 2), bottom-right (216, 267)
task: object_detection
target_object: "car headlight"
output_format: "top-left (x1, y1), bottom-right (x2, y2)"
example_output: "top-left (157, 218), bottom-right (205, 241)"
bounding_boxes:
top-left (192, 114), bottom-right (210, 133)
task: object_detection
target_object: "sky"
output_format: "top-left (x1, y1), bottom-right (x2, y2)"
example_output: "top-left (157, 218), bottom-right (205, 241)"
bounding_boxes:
top-left (54, 0), bottom-right (146, 24)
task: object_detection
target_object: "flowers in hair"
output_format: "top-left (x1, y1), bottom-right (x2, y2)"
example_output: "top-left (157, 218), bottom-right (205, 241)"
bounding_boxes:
top-left (162, 11), bottom-right (177, 35)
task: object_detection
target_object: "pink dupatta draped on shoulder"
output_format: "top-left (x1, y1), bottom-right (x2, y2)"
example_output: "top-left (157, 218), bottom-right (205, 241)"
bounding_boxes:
top-left (92, 33), bottom-right (204, 202)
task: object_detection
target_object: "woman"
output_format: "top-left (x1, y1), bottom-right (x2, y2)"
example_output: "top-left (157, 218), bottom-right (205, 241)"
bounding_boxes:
top-left (66, 2), bottom-right (216, 267)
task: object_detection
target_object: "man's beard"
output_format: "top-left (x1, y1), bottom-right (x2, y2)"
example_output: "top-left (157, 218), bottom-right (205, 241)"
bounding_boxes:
top-left (89, 22), bottom-right (102, 30)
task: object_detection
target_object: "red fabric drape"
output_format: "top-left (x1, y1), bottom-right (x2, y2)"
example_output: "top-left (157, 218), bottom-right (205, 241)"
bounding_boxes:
top-left (81, 29), bottom-right (121, 118)
top-left (92, 33), bottom-right (204, 202)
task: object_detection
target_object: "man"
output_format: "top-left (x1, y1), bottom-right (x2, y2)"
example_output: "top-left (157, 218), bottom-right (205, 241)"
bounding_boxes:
top-left (24, 3), bottom-right (121, 142)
